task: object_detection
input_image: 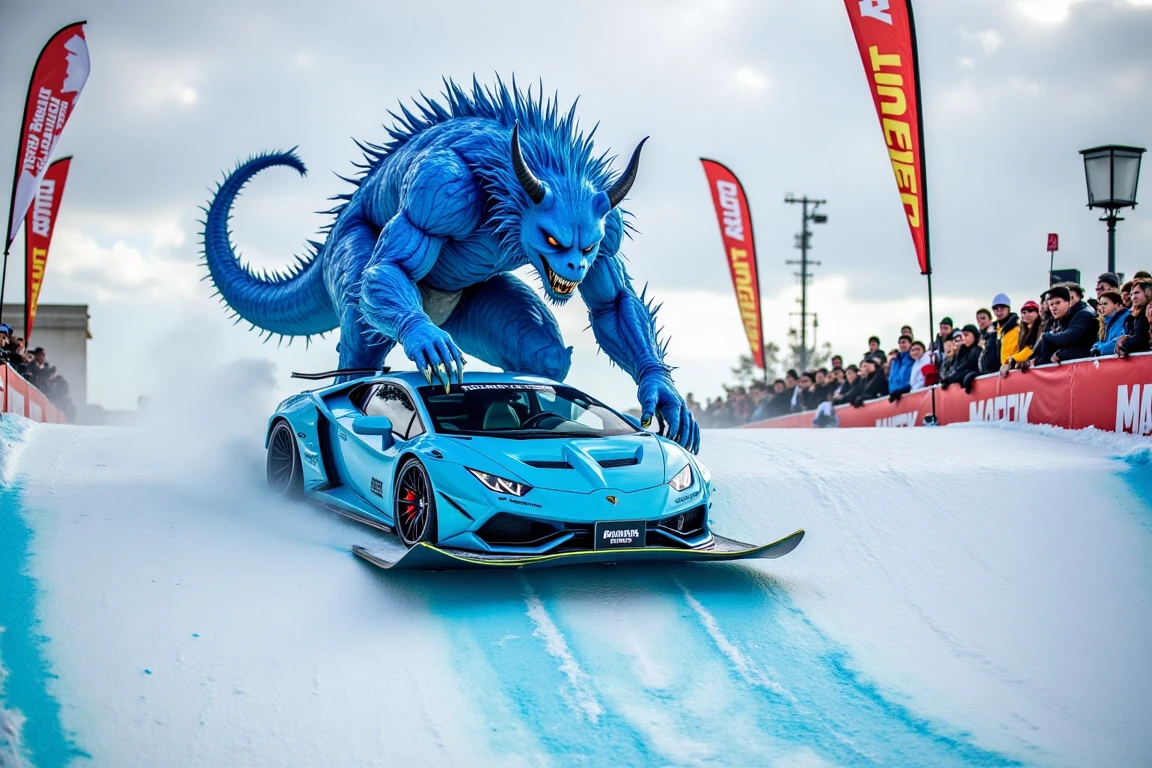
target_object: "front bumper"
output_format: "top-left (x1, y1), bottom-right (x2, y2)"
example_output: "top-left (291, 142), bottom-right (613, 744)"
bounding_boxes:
top-left (433, 464), bottom-right (713, 555)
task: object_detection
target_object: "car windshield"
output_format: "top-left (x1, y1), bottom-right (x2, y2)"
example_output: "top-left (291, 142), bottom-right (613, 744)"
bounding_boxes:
top-left (416, 383), bottom-right (638, 438)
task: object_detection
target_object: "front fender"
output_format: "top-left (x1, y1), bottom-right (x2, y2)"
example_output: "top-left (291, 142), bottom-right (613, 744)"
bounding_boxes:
top-left (267, 394), bottom-right (331, 490)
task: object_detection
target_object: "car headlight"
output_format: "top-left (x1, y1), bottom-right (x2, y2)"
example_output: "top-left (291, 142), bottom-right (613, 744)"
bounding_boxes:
top-left (467, 468), bottom-right (533, 497)
top-left (668, 464), bottom-right (693, 492)
top-left (697, 461), bottom-right (712, 484)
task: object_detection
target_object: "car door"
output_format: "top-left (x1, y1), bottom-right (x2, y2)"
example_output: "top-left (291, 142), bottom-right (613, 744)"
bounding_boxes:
top-left (338, 383), bottom-right (425, 516)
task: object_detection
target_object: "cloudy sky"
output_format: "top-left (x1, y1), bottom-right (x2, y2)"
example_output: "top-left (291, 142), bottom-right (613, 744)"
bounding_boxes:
top-left (2, 0), bottom-right (1151, 411)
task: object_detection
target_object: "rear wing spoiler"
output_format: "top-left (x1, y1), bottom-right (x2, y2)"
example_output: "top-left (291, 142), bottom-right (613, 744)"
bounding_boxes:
top-left (291, 367), bottom-right (390, 381)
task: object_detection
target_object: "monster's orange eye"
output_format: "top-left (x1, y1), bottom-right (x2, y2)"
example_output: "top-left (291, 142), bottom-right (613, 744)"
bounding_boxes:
top-left (582, 245), bottom-right (595, 255)
top-left (546, 235), bottom-right (559, 247)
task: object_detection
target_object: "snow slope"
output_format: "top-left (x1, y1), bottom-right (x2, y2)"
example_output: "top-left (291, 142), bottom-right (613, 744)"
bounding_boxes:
top-left (2, 374), bottom-right (1151, 767)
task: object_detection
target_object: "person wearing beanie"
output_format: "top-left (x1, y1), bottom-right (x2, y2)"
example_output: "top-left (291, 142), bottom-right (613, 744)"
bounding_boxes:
top-left (1096, 273), bottom-right (1120, 296)
top-left (1002, 300), bottom-right (1042, 375)
top-left (933, 316), bottom-right (954, 357)
top-left (1023, 286), bottom-right (1097, 367)
top-left (988, 293), bottom-right (1020, 367)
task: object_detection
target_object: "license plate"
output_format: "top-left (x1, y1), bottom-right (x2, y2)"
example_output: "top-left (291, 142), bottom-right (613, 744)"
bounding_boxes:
top-left (594, 520), bottom-right (646, 550)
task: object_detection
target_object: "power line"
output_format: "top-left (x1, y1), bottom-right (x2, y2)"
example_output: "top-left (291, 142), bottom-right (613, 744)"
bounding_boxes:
top-left (784, 195), bottom-right (827, 371)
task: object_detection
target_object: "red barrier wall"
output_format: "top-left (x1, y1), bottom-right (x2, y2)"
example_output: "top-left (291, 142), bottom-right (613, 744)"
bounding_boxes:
top-left (1, 363), bottom-right (66, 423)
top-left (748, 352), bottom-right (1152, 436)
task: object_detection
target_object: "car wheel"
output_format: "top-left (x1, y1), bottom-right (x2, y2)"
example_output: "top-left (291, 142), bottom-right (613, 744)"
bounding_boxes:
top-left (394, 457), bottom-right (437, 547)
top-left (266, 421), bottom-right (304, 500)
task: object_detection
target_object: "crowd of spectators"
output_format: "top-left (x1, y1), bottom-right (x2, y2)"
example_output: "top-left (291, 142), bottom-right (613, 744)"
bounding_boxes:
top-left (694, 270), bottom-right (1152, 428)
top-left (0, 322), bottom-right (76, 420)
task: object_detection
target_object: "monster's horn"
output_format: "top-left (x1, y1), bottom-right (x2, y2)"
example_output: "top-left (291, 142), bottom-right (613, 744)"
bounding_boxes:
top-left (605, 137), bottom-right (649, 209)
top-left (511, 122), bottom-right (546, 205)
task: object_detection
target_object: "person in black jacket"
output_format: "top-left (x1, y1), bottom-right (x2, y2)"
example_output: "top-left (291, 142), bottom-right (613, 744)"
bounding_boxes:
top-left (940, 324), bottom-right (976, 384)
top-left (853, 358), bottom-right (889, 406)
top-left (1116, 280), bottom-right (1151, 358)
top-left (796, 372), bottom-right (820, 411)
top-left (940, 325), bottom-right (983, 392)
top-left (1024, 286), bottom-right (1098, 366)
top-left (862, 337), bottom-right (885, 366)
top-left (832, 365), bottom-right (861, 405)
top-left (976, 308), bottom-right (999, 374)
top-left (932, 317), bottom-right (954, 358)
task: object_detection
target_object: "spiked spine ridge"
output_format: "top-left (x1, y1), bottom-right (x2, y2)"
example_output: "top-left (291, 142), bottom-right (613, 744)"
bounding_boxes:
top-left (328, 76), bottom-right (631, 256)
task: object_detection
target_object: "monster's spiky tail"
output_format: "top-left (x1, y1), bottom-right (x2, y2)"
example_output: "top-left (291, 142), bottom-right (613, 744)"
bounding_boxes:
top-left (202, 150), bottom-right (339, 339)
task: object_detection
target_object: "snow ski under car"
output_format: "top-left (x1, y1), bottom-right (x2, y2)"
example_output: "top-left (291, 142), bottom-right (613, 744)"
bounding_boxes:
top-left (352, 529), bottom-right (805, 571)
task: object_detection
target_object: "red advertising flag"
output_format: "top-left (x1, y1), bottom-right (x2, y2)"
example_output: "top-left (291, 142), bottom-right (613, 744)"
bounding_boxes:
top-left (5, 21), bottom-right (89, 252)
top-left (843, 0), bottom-right (931, 274)
top-left (700, 159), bottom-right (764, 368)
top-left (24, 156), bottom-right (72, 340)
top-left (1047, 233), bottom-right (1059, 252)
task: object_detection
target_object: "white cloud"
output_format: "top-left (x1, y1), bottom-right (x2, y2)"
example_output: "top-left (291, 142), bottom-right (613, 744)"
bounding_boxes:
top-left (960, 27), bottom-right (1004, 54)
top-left (1013, 0), bottom-right (1087, 24)
top-left (47, 227), bottom-right (200, 305)
top-left (732, 67), bottom-right (771, 93)
top-left (1007, 77), bottom-right (1043, 95)
top-left (976, 29), bottom-right (1004, 54)
top-left (1013, 0), bottom-right (1150, 24)
top-left (939, 79), bottom-right (983, 113)
top-left (176, 86), bottom-right (199, 106)
top-left (113, 53), bottom-right (205, 113)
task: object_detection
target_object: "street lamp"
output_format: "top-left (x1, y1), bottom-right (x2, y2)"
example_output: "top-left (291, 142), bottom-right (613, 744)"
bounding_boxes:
top-left (1079, 145), bottom-right (1145, 274)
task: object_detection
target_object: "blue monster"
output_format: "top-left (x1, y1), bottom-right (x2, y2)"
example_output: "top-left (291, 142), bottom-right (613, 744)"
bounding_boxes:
top-left (202, 77), bottom-right (699, 452)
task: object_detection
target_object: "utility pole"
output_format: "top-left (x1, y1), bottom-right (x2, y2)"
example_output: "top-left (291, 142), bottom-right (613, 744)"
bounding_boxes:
top-left (784, 196), bottom-right (827, 371)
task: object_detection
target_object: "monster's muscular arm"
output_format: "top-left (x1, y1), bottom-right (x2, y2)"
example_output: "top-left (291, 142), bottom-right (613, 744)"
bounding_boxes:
top-left (580, 211), bottom-right (700, 453)
top-left (358, 150), bottom-right (481, 382)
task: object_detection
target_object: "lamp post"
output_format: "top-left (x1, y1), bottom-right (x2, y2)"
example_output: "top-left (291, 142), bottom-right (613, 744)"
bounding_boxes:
top-left (1079, 145), bottom-right (1145, 274)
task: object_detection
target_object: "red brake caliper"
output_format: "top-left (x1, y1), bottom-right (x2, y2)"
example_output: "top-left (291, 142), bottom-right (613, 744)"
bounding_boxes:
top-left (401, 488), bottom-right (418, 523)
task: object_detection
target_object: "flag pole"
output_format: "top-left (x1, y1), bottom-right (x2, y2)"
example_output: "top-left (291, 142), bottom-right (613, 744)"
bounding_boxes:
top-left (906, 0), bottom-right (936, 422)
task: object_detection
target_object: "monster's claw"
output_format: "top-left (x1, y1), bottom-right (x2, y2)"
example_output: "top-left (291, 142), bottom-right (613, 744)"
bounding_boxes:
top-left (453, 350), bottom-right (466, 384)
top-left (437, 362), bottom-right (450, 393)
top-left (641, 416), bottom-right (652, 428)
top-left (423, 365), bottom-right (433, 385)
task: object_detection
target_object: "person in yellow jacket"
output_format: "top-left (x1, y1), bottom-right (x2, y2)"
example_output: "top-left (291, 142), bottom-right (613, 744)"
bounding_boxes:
top-left (991, 293), bottom-right (1020, 364)
top-left (1000, 300), bottom-right (1042, 376)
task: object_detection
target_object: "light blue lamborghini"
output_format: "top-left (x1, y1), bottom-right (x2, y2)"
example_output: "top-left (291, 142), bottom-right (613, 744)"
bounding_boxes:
top-left (266, 371), bottom-right (803, 569)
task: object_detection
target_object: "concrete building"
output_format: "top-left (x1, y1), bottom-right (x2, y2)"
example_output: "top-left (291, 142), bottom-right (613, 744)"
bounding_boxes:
top-left (2, 303), bottom-right (91, 421)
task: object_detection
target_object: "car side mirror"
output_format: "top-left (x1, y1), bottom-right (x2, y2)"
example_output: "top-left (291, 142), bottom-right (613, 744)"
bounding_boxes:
top-left (622, 414), bottom-right (643, 430)
top-left (352, 415), bottom-right (395, 449)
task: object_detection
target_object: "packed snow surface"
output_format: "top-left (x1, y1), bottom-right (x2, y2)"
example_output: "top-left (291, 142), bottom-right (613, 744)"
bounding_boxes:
top-left (2, 388), bottom-right (1151, 766)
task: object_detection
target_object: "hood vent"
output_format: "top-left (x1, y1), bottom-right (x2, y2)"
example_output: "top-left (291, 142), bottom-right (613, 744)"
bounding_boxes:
top-left (522, 457), bottom-right (638, 469)
top-left (597, 457), bottom-right (639, 468)
top-left (523, 460), bottom-right (573, 469)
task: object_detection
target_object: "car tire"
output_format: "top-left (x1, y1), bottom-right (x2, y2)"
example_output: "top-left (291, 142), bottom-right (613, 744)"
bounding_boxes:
top-left (266, 421), bottom-right (304, 500)
top-left (394, 457), bottom-right (437, 547)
